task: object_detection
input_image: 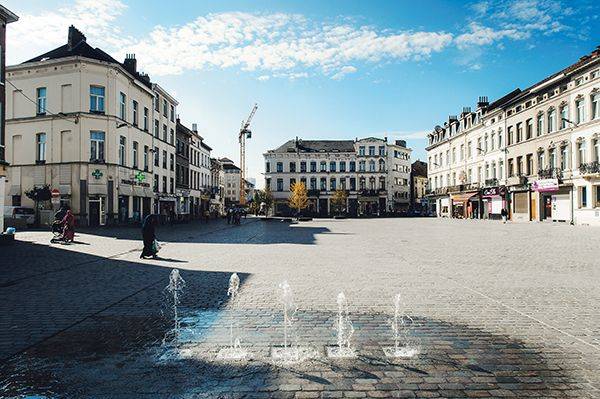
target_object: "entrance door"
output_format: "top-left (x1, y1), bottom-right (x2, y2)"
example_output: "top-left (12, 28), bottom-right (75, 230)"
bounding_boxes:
top-left (89, 200), bottom-right (100, 227)
top-left (543, 196), bottom-right (552, 219)
top-left (318, 199), bottom-right (328, 217)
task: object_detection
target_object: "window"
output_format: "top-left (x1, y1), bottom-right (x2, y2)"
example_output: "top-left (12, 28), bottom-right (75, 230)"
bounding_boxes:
top-left (154, 174), bottom-right (159, 192)
top-left (452, 147), bottom-right (456, 163)
top-left (537, 152), bottom-right (544, 173)
top-left (155, 95), bottom-right (160, 111)
top-left (499, 160), bottom-right (504, 179)
top-left (516, 123), bottom-right (522, 143)
top-left (163, 99), bottom-right (168, 116)
top-left (265, 162), bottom-right (271, 173)
top-left (349, 161), bottom-right (356, 172)
top-left (132, 100), bottom-right (138, 126)
top-left (300, 161), bottom-right (306, 173)
top-left (379, 146), bottom-right (385, 156)
top-left (310, 177), bottom-right (317, 190)
top-left (460, 144), bottom-right (464, 161)
top-left (276, 162), bottom-right (283, 172)
top-left (170, 177), bottom-right (174, 193)
top-left (143, 107), bottom-right (149, 131)
top-left (379, 159), bottom-right (385, 172)
top-left (560, 146), bottom-right (568, 170)
top-left (549, 148), bottom-right (556, 169)
top-left (526, 119), bottom-right (533, 140)
top-left (154, 147), bottom-right (159, 167)
top-left (163, 124), bottom-right (167, 141)
top-left (320, 178), bottom-right (326, 190)
top-left (290, 178), bottom-right (296, 188)
top-left (320, 161), bottom-right (327, 172)
top-left (162, 176), bottom-right (167, 192)
top-left (548, 108), bottom-right (556, 133)
top-left (310, 161), bottom-right (317, 172)
top-left (290, 162), bottom-right (296, 172)
top-left (162, 150), bottom-right (167, 169)
top-left (578, 141), bottom-right (587, 166)
top-left (477, 137), bottom-right (483, 153)
top-left (330, 178), bottom-right (336, 190)
top-left (498, 130), bottom-right (503, 148)
top-left (560, 105), bottom-right (568, 129)
top-left (90, 131), bottom-right (105, 161)
top-left (536, 113), bottom-right (543, 136)
top-left (143, 146), bottom-right (149, 170)
top-left (508, 159), bottom-right (514, 177)
top-left (132, 141), bottom-right (138, 169)
top-left (369, 160), bottom-right (376, 172)
top-left (359, 146), bottom-right (365, 156)
top-left (119, 136), bottom-right (126, 166)
top-left (90, 86), bottom-right (105, 112)
top-left (358, 160), bottom-right (365, 172)
top-left (36, 87), bottom-right (46, 115)
top-left (329, 161), bottom-right (336, 172)
top-left (592, 93), bottom-right (599, 120)
top-left (170, 104), bottom-right (175, 122)
top-left (516, 156), bottom-right (523, 175)
top-left (368, 146), bottom-right (375, 156)
top-left (170, 128), bottom-right (174, 144)
top-left (36, 133), bottom-right (46, 161)
top-left (467, 142), bottom-right (472, 158)
top-left (170, 154), bottom-right (175, 171)
top-left (119, 92), bottom-right (126, 120)
top-left (580, 186), bottom-right (587, 208)
top-left (154, 120), bottom-right (159, 138)
top-left (594, 138), bottom-right (600, 162)
top-left (576, 99), bottom-right (585, 124)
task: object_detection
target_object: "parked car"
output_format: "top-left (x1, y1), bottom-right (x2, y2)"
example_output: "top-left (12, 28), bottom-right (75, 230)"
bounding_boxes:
top-left (3, 206), bottom-right (36, 226)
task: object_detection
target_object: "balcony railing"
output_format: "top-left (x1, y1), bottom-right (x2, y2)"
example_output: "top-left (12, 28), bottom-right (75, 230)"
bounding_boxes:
top-left (579, 161), bottom-right (600, 175)
top-left (484, 178), bottom-right (498, 187)
top-left (538, 167), bottom-right (563, 180)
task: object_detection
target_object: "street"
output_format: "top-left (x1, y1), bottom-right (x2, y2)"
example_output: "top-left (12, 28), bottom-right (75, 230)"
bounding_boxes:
top-left (1, 217), bottom-right (599, 398)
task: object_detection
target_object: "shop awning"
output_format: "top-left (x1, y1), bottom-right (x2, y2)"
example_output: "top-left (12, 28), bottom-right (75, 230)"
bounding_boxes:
top-left (89, 183), bottom-right (107, 195)
top-left (451, 192), bottom-right (477, 202)
top-left (133, 186), bottom-right (145, 197)
top-left (119, 185), bottom-right (133, 196)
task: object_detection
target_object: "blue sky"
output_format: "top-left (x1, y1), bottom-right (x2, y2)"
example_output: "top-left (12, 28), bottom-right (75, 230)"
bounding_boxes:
top-left (4, 0), bottom-right (599, 187)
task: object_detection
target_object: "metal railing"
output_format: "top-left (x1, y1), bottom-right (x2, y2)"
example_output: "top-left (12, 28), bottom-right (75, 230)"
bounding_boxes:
top-left (538, 167), bottom-right (563, 179)
top-left (579, 161), bottom-right (600, 175)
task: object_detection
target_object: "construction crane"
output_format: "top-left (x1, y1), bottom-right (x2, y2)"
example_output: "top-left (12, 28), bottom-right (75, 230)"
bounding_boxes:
top-left (239, 103), bottom-right (258, 205)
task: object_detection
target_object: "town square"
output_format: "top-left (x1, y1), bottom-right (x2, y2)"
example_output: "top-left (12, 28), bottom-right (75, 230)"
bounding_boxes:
top-left (1, 0), bottom-right (600, 398)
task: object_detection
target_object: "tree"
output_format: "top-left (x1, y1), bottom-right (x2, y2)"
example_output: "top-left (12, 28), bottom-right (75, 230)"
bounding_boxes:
top-left (262, 187), bottom-right (274, 215)
top-left (24, 184), bottom-right (52, 225)
top-left (288, 182), bottom-right (308, 217)
top-left (331, 189), bottom-right (348, 216)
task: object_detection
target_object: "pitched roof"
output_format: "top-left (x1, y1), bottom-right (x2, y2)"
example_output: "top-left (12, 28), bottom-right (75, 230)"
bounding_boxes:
top-left (223, 163), bottom-right (240, 171)
top-left (24, 26), bottom-right (152, 89)
top-left (270, 139), bottom-right (355, 153)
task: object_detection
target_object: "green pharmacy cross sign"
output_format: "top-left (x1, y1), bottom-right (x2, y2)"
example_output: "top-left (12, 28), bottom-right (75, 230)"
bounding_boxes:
top-left (134, 171), bottom-right (146, 184)
top-left (92, 169), bottom-right (103, 180)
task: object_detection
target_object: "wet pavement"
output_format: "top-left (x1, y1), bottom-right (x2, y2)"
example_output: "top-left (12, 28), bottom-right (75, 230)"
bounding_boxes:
top-left (1, 217), bottom-right (599, 398)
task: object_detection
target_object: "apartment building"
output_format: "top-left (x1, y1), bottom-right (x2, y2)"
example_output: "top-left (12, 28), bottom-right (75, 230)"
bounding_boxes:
top-left (426, 46), bottom-right (600, 225)
top-left (0, 5), bottom-right (18, 233)
top-left (4, 26), bottom-right (178, 226)
top-left (221, 157), bottom-right (241, 206)
top-left (210, 157), bottom-right (225, 215)
top-left (263, 137), bottom-right (411, 217)
top-left (175, 119), bottom-right (191, 220)
top-left (188, 123), bottom-right (212, 218)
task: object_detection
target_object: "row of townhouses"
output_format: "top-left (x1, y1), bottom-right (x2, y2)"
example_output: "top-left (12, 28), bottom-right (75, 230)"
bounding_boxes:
top-left (1, 26), bottom-right (237, 227)
top-left (263, 137), bottom-right (412, 217)
top-left (426, 46), bottom-right (600, 226)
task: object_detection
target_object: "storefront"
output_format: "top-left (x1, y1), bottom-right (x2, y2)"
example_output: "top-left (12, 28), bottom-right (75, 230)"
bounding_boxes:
top-left (481, 186), bottom-right (506, 220)
top-left (450, 192), bottom-right (477, 219)
top-left (157, 195), bottom-right (176, 223)
top-left (437, 196), bottom-right (450, 217)
top-left (533, 179), bottom-right (572, 223)
top-left (176, 189), bottom-right (190, 221)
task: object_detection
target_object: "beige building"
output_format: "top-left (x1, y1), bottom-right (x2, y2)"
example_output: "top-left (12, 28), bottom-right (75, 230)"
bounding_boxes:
top-left (188, 123), bottom-right (212, 218)
top-left (4, 26), bottom-right (178, 226)
top-left (221, 157), bottom-right (241, 207)
top-left (426, 46), bottom-right (600, 225)
top-left (263, 137), bottom-right (411, 217)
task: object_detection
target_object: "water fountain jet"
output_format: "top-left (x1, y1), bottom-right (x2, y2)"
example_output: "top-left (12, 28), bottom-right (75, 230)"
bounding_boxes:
top-left (327, 291), bottom-right (356, 358)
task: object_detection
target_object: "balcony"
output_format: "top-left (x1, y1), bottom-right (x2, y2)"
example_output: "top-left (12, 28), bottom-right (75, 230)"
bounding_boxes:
top-left (579, 161), bottom-right (600, 176)
top-left (538, 167), bottom-right (563, 180)
top-left (484, 178), bottom-right (498, 187)
top-left (506, 174), bottom-right (527, 186)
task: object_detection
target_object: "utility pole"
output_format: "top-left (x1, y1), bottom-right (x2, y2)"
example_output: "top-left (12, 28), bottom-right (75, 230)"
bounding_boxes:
top-left (239, 104), bottom-right (258, 205)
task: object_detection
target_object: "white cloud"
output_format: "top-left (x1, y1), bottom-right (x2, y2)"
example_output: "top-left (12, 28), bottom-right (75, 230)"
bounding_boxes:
top-left (331, 65), bottom-right (357, 80)
top-left (455, 22), bottom-right (528, 49)
top-left (7, 0), bottom-right (128, 64)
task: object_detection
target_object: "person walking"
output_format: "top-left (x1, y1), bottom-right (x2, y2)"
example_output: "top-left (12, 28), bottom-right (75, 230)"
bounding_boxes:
top-left (60, 209), bottom-right (75, 243)
top-left (226, 207), bottom-right (232, 224)
top-left (501, 207), bottom-right (508, 224)
top-left (140, 214), bottom-right (158, 259)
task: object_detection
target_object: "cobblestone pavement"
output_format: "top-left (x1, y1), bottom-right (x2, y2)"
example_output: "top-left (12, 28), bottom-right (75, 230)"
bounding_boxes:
top-left (1, 217), bottom-right (599, 398)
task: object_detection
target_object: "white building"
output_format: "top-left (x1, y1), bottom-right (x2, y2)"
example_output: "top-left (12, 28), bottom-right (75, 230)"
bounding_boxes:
top-left (221, 157), bottom-right (241, 207)
top-left (4, 26), bottom-right (178, 226)
top-left (263, 137), bottom-right (411, 217)
top-left (188, 123), bottom-right (212, 218)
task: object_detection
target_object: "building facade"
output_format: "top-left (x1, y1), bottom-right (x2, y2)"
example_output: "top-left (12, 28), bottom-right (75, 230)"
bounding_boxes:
top-left (210, 157), bottom-right (225, 215)
top-left (4, 26), bottom-right (178, 226)
top-left (188, 123), bottom-right (212, 219)
top-left (426, 46), bottom-right (600, 226)
top-left (221, 157), bottom-right (241, 207)
top-left (263, 137), bottom-right (411, 217)
top-left (0, 5), bottom-right (18, 233)
top-left (410, 160), bottom-right (428, 214)
top-left (175, 119), bottom-right (191, 220)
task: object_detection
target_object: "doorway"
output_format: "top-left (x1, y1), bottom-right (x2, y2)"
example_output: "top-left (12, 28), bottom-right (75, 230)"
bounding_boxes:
top-left (89, 200), bottom-right (100, 227)
top-left (543, 195), bottom-right (552, 220)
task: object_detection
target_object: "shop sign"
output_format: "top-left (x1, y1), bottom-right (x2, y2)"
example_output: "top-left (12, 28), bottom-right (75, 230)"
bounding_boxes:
top-left (121, 178), bottom-right (150, 188)
top-left (92, 169), bottom-right (103, 180)
top-left (134, 171), bottom-right (146, 184)
top-left (533, 179), bottom-right (559, 192)
top-left (482, 187), bottom-right (500, 197)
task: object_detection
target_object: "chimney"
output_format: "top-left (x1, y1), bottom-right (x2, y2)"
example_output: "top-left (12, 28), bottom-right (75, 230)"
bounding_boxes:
top-left (477, 96), bottom-right (489, 109)
top-left (67, 26), bottom-right (86, 50)
top-left (192, 123), bottom-right (198, 133)
top-left (123, 54), bottom-right (137, 75)
top-left (395, 140), bottom-right (406, 148)
top-left (384, 135), bottom-right (388, 143)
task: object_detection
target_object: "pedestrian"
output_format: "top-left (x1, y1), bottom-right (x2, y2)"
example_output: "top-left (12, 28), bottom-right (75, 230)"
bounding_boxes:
top-left (140, 214), bottom-right (158, 259)
top-left (501, 207), bottom-right (508, 224)
top-left (60, 209), bottom-right (75, 243)
top-left (226, 207), bottom-right (232, 224)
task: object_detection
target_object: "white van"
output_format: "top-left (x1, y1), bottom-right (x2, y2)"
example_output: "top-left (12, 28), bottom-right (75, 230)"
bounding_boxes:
top-left (3, 206), bottom-right (36, 226)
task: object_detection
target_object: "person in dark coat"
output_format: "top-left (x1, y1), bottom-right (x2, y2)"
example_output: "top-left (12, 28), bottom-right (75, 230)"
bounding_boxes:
top-left (140, 215), bottom-right (158, 259)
